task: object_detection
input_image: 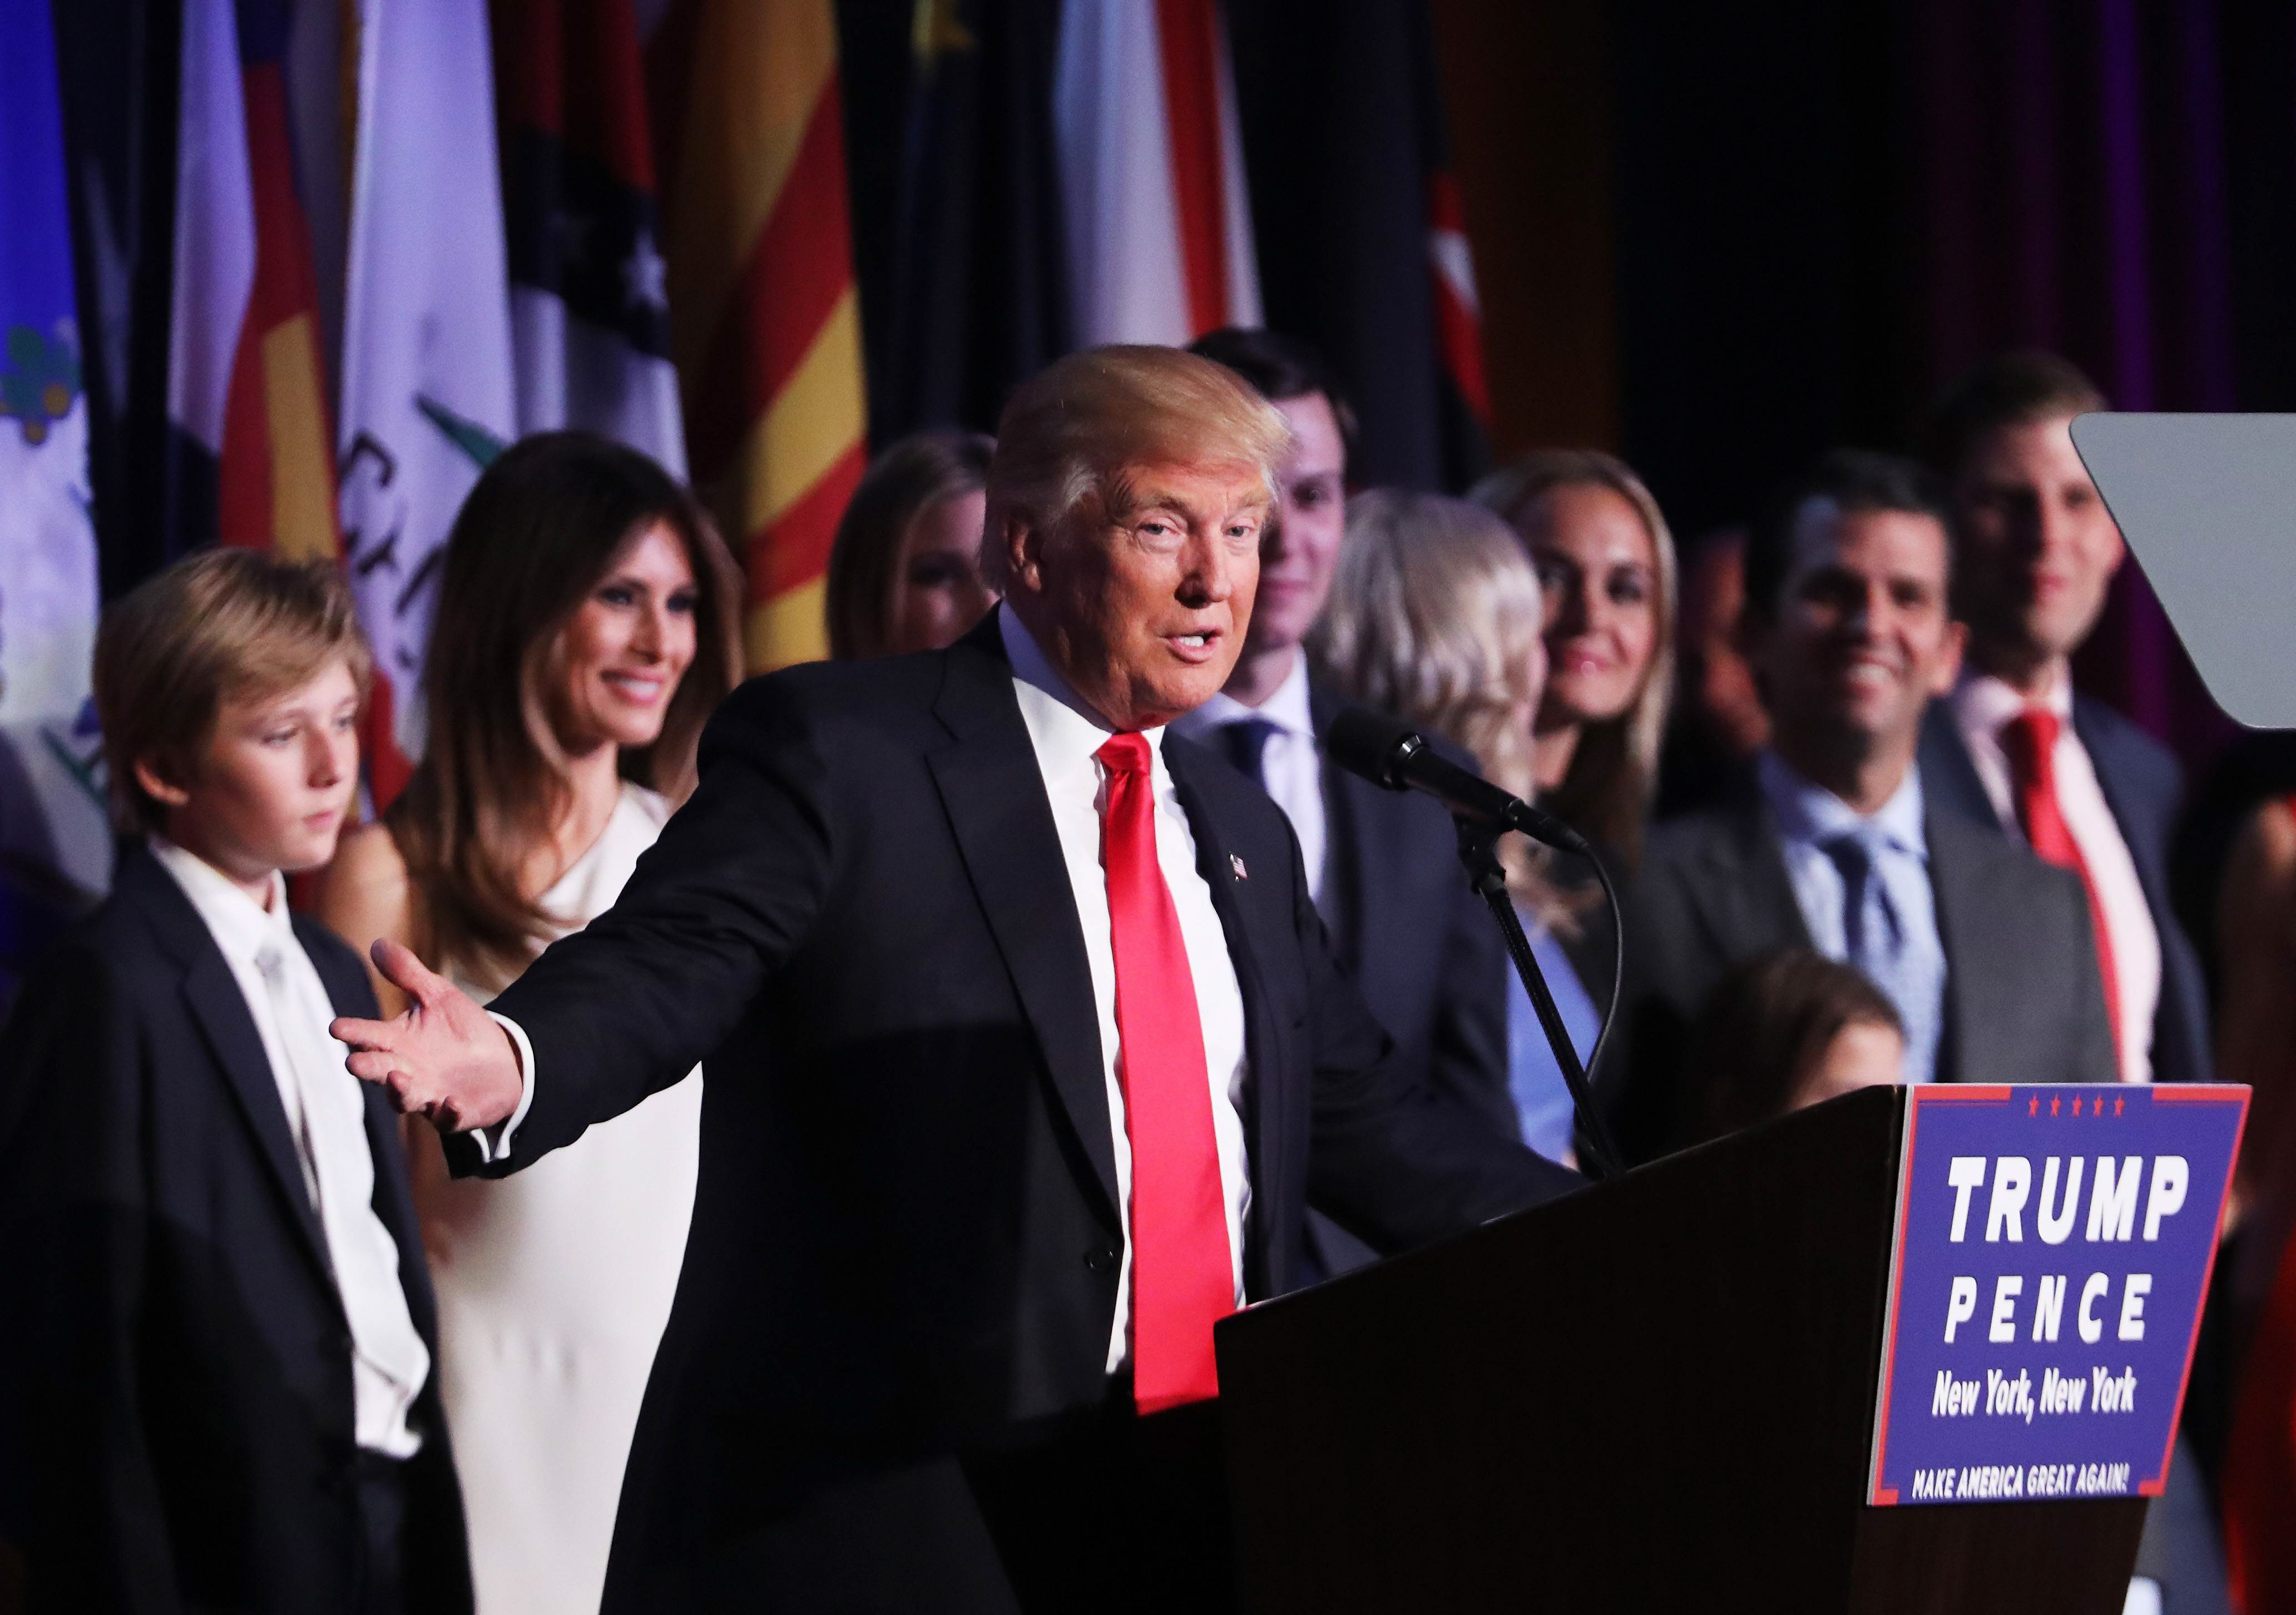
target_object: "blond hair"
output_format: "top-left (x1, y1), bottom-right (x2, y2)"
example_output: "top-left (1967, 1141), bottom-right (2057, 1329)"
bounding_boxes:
top-left (1309, 489), bottom-right (1566, 921)
top-left (980, 345), bottom-right (1294, 586)
top-left (1471, 449), bottom-right (1677, 870)
top-left (93, 548), bottom-right (373, 834)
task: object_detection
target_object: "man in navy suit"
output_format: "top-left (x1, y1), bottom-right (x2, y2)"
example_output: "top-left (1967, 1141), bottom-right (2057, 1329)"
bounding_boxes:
top-left (1913, 352), bottom-right (2228, 1615)
top-left (1177, 330), bottom-right (1516, 1168)
top-left (328, 346), bottom-right (1577, 1613)
top-left (1913, 351), bottom-right (2211, 1092)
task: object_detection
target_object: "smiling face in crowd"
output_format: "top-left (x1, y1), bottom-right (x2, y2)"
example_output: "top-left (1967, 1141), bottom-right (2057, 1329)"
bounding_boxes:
top-left (1010, 459), bottom-right (1270, 732)
top-left (1755, 498), bottom-right (1966, 786)
top-left (549, 519), bottom-right (700, 755)
top-left (1243, 390), bottom-right (1347, 660)
top-left (1950, 413), bottom-right (2124, 687)
top-left (139, 657), bottom-right (363, 896)
top-left (1523, 480), bottom-right (1662, 734)
top-left (892, 488), bottom-right (996, 657)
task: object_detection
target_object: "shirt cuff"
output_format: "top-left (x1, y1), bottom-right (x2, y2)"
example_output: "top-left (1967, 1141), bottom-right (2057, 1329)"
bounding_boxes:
top-left (467, 1012), bottom-right (537, 1164)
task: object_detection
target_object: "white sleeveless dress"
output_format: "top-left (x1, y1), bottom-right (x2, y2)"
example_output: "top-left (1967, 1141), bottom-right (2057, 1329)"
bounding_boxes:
top-left (411, 782), bottom-right (700, 1615)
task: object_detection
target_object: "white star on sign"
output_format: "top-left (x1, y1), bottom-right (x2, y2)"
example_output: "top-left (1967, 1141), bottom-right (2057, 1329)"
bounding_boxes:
top-left (624, 229), bottom-right (669, 313)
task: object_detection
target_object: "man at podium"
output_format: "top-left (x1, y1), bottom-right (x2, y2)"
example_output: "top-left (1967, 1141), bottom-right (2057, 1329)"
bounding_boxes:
top-left (325, 345), bottom-right (1579, 1614)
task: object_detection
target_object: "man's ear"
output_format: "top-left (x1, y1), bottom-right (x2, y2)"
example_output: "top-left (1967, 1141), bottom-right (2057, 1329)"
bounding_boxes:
top-left (1928, 618), bottom-right (1970, 696)
top-left (1003, 511), bottom-right (1046, 595)
top-left (132, 755), bottom-right (194, 812)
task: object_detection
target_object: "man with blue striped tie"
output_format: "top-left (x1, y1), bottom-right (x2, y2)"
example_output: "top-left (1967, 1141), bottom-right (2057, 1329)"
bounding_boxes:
top-left (1605, 449), bottom-right (2116, 1165)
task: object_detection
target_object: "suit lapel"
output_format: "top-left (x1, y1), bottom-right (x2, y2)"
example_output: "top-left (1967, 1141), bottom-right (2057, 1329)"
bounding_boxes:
top-left (1165, 742), bottom-right (1287, 1301)
top-left (121, 851), bottom-right (334, 1277)
top-left (1918, 698), bottom-right (1998, 831)
top-left (925, 623), bottom-right (1121, 1220)
top-left (1925, 805), bottom-right (2023, 1085)
top-left (1693, 789), bottom-right (1812, 958)
top-left (2071, 700), bottom-right (2170, 904)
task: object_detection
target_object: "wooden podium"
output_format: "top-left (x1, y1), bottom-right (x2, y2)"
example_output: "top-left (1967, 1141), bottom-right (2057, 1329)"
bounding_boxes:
top-left (1214, 1086), bottom-right (2150, 1614)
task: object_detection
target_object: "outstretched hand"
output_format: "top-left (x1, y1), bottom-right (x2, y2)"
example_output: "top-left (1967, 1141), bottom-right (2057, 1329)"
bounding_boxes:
top-left (331, 939), bottom-right (524, 1133)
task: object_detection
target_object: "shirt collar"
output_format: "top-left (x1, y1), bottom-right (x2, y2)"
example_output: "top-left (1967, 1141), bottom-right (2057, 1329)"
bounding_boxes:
top-left (1756, 750), bottom-right (1928, 860)
top-left (1953, 667), bottom-right (2072, 737)
top-left (997, 602), bottom-right (1170, 771)
top-left (1177, 647), bottom-right (1314, 741)
top-left (148, 836), bottom-right (294, 968)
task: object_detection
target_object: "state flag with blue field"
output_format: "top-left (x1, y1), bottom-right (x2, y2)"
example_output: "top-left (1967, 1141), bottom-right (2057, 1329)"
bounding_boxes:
top-left (0, 0), bottom-right (111, 1011)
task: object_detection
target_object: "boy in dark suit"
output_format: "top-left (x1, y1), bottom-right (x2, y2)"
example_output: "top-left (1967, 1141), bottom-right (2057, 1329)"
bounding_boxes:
top-left (0, 551), bottom-right (470, 1614)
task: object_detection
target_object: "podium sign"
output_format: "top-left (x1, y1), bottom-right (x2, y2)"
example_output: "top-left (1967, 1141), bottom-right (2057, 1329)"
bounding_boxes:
top-left (1867, 1083), bottom-right (2245, 1507)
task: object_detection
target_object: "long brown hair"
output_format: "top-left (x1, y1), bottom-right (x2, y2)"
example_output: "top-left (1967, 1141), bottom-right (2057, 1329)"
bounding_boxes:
top-left (1472, 449), bottom-right (1678, 870)
top-left (387, 432), bottom-right (743, 985)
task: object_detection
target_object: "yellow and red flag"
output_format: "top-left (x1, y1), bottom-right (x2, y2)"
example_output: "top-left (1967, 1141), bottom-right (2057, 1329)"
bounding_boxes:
top-left (647, 0), bottom-right (867, 672)
top-left (166, 0), bottom-right (420, 804)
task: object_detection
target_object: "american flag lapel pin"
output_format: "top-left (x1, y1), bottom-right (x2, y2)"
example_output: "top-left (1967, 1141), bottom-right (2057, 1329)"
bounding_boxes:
top-left (1230, 853), bottom-right (1248, 881)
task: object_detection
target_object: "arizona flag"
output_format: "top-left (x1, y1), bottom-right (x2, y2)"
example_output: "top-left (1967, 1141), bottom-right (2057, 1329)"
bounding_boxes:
top-left (1, 0), bottom-right (109, 1005)
top-left (647, 0), bottom-right (866, 672)
top-left (338, 0), bottom-right (518, 787)
top-left (494, 0), bottom-right (685, 469)
top-left (1053, 0), bottom-right (1261, 346)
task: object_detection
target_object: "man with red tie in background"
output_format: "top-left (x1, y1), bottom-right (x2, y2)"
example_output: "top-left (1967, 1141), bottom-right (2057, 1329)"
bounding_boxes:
top-left (1913, 353), bottom-right (2228, 1614)
top-left (330, 346), bottom-right (1578, 1613)
top-left (1914, 351), bottom-right (2211, 1093)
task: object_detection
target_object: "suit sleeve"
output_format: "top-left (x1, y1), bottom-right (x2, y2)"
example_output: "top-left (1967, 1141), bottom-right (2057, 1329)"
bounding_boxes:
top-left (471, 675), bottom-right (837, 1175)
top-left (2052, 865), bottom-right (2121, 1085)
top-left (1597, 854), bottom-right (1705, 1166)
top-left (1294, 838), bottom-right (1582, 1252)
top-left (0, 941), bottom-right (187, 1613)
top-left (1423, 873), bottom-right (1521, 1145)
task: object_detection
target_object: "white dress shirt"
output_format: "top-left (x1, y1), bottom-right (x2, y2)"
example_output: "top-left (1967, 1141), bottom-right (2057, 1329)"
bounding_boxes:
top-left (1172, 650), bottom-right (1326, 901)
top-left (1000, 605), bottom-right (1253, 1374)
top-left (1950, 672), bottom-right (2160, 1083)
top-left (150, 839), bottom-right (430, 1456)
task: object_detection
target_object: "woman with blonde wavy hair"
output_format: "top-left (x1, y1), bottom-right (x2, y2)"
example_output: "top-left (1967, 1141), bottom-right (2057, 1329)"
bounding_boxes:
top-left (1472, 450), bottom-right (1676, 874)
top-left (1310, 489), bottom-right (1611, 1163)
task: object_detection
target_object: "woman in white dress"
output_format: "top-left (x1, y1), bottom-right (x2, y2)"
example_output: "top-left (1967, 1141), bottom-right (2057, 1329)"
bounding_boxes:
top-left (318, 432), bottom-right (741, 1614)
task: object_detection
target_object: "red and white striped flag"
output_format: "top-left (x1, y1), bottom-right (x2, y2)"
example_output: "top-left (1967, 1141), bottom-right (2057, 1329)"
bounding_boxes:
top-left (1054, 0), bottom-right (1260, 346)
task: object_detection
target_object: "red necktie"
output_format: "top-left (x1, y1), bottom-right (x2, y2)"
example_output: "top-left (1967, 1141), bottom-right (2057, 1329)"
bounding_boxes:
top-left (1095, 732), bottom-right (1234, 1413)
top-left (1999, 707), bottom-right (2121, 1067)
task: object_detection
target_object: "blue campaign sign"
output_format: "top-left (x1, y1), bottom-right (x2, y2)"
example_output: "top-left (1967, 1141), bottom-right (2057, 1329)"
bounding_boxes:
top-left (1867, 1083), bottom-right (2245, 1507)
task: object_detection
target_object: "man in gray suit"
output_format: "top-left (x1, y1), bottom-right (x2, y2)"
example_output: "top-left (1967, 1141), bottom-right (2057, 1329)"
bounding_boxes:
top-left (1605, 449), bottom-right (2116, 1164)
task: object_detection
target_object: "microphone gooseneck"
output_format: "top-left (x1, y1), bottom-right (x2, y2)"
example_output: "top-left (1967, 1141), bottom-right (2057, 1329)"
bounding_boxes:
top-left (1325, 704), bottom-right (1626, 1180)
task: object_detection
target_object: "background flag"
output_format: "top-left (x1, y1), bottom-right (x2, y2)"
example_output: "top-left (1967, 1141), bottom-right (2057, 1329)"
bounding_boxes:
top-left (0, 0), bottom-right (109, 1010)
top-left (166, 0), bottom-right (342, 562)
top-left (646, 0), bottom-right (866, 673)
top-left (875, 0), bottom-right (1071, 439)
top-left (1053, 0), bottom-right (1260, 348)
top-left (494, 0), bottom-right (685, 470)
top-left (339, 0), bottom-right (517, 795)
top-left (1230, 0), bottom-right (1490, 489)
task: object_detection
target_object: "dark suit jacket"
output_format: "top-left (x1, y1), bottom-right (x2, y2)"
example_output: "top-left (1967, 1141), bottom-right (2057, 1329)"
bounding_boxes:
top-left (0, 845), bottom-right (470, 1615)
top-left (1606, 774), bottom-right (2119, 1163)
top-left (1918, 696), bottom-right (2213, 1087)
top-left (473, 618), bottom-right (1578, 1612)
top-left (1305, 681), bottom-right (1513, 1142)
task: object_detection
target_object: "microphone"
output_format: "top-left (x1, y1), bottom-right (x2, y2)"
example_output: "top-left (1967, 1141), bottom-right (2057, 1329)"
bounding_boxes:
top-left (1326, 706), bottom-right (1592, 858)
